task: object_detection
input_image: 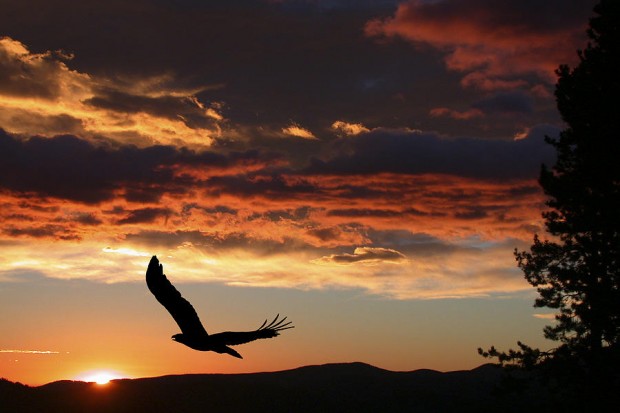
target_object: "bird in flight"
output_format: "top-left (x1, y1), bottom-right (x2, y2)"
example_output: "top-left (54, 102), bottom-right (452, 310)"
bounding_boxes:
top-left (146, 255), bottom-right (293, 358)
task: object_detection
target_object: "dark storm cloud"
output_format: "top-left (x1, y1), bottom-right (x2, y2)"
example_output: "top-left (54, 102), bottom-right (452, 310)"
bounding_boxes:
top-left (271, 0), bottom-right (401, 11)
top-left (0, 123), bottom-right (554, 208)
top-left (123, 187), bottom-right (167, 203)
top-left (1, 0), bottom-right (590, 141)
top-left (0, 129), bottom-right (274, 204)
top-left (0, 0), bottom-right (458, 136)
top-left (0, 0), bottom-right (588, 214)
top-left (472, 92), bottom-right (534, 115)
top-left (202, 171), bottom-right (400, 201)
top-left (306, 125), bottom-right (558, 180)
top-left (205, 175), bottom-right (317, 199)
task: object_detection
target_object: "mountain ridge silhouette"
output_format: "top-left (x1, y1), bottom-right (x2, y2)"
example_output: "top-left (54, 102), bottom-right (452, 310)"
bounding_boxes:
top-left (1, 362), bottom-right (536, 412)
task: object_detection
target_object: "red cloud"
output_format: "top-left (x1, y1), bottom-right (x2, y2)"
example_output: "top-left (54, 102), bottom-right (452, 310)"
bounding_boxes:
top-left (366, 0), bottom-right (594, 91)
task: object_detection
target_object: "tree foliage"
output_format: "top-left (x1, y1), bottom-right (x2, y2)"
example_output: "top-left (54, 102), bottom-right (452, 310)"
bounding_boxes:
top-left (479, 0), bottom-right (620, 406)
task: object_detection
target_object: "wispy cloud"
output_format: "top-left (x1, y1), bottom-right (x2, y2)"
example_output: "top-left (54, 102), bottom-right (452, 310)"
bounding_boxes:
top-left (102, 247), bottom-right (150, 257)
top-left (0, 349), bottom-right (61, 354)
top-left (282, 124), bottom-right (318, 140)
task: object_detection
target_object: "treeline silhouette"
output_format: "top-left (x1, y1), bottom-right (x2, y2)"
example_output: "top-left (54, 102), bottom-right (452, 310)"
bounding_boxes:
top-left (480, 1), bottom-right (620, 410)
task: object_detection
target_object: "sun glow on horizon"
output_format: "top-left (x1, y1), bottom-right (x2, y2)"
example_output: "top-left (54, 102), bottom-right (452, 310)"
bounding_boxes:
top-left (77, 370), bottom-right (126, 385)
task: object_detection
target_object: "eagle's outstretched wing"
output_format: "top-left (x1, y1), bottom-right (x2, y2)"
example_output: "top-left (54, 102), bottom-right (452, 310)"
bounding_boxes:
top-left (146, 256), bottom-right (208, 337)
top-left (209, 315), bottom-right (294, 346)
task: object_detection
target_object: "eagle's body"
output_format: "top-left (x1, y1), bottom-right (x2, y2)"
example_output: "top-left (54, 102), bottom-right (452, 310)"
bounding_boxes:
top-left (146, 256), bottom-right (293, 359)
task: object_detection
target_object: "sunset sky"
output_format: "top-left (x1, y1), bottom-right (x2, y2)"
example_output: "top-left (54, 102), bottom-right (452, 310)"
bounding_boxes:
top-left (0, 0), bottom-right (598, 385)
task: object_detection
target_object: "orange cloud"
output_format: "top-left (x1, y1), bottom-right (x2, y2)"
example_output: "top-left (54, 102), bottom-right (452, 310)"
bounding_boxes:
top-left (0, 124), bottom-right (549, 300)
top-left (0, 166), bottom-right (545, 298)
top-left (282, 124), bottom-right (317, 140)
top-left (0, 229), bottom-right (533, 299)
top-left (331, 121), bottom-right (370, 136)
top-left (0, 37), bottom-right (222, 148)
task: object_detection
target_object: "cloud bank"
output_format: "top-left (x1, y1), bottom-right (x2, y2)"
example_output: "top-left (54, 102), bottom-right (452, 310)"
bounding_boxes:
top-left (0, 0), bottom-right (594, 299)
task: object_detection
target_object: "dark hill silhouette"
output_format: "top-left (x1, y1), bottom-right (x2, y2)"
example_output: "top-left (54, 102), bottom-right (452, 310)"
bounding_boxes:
top-left (1, 362), bottom-right (541, 413)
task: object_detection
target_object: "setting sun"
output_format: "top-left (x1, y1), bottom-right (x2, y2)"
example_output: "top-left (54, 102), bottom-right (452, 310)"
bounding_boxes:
top-left (77, 370), bottom-right (125, 385)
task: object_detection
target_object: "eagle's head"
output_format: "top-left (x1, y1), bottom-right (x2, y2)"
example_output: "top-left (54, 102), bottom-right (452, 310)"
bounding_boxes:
top-left (171, 333), bottom-right (205, 351)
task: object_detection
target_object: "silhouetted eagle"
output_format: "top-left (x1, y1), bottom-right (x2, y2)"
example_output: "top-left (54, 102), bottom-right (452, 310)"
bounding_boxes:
top-left (146, 255), bottom-right (293, 358)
